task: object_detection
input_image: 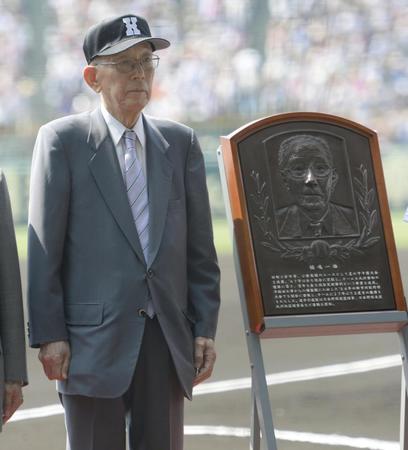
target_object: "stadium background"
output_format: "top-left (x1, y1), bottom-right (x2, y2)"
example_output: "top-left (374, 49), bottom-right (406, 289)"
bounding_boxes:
top-left (2, 2), bottom-right (408, 449)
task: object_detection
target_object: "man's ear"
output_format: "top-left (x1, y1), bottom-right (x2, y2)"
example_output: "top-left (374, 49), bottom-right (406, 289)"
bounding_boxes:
top-left (83, 65), bottom-right (100, 93)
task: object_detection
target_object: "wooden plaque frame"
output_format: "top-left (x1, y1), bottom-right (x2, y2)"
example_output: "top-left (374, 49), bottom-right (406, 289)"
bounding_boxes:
top-left (219, 112), bottom-right (406, 337)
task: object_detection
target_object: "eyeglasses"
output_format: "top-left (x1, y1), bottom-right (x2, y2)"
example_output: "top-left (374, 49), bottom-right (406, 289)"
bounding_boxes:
top-left (94, 55), bottom-right (160, 73)
top-left (285, 162), bottom-right (332, 179)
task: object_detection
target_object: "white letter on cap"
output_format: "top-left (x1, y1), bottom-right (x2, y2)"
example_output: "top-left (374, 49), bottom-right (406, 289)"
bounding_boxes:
top-left (123, 17), bottom-right (141, 36)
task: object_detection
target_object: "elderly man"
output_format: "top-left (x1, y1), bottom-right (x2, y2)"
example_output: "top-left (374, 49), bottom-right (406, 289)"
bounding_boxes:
top-left (0, 171), bottom-right (27, 430)
top-left (28, 14), bottom-right (220, 450)
top-left (276, 134), bottom-right (358, 239)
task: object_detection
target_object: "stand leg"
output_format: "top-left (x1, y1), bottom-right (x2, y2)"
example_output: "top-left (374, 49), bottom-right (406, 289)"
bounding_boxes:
top-left (397, 326), bottom-right (408, 449)
top-left (400, 369), bottom-right (408, 450)
top-left (251, 382), bottom-right (261, 450)
top-left (246, 332), bottom-right (278, 450)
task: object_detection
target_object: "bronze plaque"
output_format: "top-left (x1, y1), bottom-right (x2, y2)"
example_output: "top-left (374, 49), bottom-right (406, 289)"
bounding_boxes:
top-left (220, 113), bottom-right (405, 334)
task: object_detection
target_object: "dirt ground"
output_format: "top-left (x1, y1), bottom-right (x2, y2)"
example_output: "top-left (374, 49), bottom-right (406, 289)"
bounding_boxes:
top-left (2, 249), bottom-right (408, 450)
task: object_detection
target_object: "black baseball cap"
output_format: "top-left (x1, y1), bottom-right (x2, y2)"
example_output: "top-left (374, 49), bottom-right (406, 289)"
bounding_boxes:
top-left (83, 14), bottom-right (170, 63)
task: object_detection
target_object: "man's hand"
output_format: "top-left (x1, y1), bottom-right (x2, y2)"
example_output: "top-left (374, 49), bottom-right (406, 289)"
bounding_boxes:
top-left (38, 340), bottom-right (71, 381)
top-left (193, 337), bottom-right (216, 386)
top-left (2, 382), bottom-right (23, 424)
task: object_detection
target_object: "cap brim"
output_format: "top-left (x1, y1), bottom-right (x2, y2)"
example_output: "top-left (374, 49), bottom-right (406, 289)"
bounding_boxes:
top-left (96, 37), bottom-right (170, 58)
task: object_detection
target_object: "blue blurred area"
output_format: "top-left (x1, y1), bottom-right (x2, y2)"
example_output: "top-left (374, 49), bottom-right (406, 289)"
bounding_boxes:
top-left (1, 0), bottom-right (408, 222)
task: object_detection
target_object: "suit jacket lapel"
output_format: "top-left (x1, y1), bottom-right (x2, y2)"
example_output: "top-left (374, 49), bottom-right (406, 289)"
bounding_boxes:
top-left (87, 108), bottom-right (146, 264)
top-left (144, 115), bottom-right (173, 267)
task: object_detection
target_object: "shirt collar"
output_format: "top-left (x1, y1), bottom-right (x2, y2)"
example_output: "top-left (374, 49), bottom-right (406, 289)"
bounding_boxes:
top-left (100, 105), bottom-right (146, 149)
top-left (133, 112), bottom-right (146, 150)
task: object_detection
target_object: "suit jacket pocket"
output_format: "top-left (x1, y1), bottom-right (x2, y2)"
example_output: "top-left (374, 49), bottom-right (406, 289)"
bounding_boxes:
top-left (65, 303), bottom-right (104, 326)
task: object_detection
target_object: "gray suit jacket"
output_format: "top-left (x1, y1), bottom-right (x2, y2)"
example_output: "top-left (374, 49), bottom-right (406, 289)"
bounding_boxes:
top-left (28, 109), bottom-right (220, 399)
top-left (0, 172), bottom-right (27, 429)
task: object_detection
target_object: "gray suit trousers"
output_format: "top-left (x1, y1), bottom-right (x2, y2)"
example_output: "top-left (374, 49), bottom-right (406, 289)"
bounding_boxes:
top-left (61, 317), bottom-right (184, 450)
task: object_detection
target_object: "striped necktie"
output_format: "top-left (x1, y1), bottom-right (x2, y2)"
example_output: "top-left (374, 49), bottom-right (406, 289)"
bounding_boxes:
top-left (123, 130), bottom-right (149, 262)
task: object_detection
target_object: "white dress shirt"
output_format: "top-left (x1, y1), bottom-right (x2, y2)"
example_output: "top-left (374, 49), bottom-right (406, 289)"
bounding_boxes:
top-left (100, 105), bottom-right (147, 179)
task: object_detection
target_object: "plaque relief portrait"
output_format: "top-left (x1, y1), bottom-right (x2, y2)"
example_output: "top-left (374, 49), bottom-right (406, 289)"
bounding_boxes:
top-left (247, 129), bottom-right (381, 265)
top-left (275, 134), bottom-right (358, 239)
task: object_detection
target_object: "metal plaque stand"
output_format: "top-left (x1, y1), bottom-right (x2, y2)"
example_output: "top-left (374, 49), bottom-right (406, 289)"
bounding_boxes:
top-left (217, 147), bottom-right (408, 450)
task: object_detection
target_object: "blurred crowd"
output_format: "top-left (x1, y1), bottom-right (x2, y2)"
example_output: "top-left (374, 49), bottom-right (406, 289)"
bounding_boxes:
top-left (2, 0), bottom-right (408, 147)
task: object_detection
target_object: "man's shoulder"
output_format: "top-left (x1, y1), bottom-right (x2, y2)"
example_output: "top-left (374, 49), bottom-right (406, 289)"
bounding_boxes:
top-left (40, 111), bottom-right (92, 136)
top-left (144, 114), bottom-right (193, 137)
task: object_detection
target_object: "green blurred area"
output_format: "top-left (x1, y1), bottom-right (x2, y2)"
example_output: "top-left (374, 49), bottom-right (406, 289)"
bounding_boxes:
top-left (15, 225), bottom-right (27, 261)
top-left (390, 211), bottom-right (408, 248)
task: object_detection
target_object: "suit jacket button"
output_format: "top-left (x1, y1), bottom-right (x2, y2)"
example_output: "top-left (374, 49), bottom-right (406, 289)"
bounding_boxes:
top-left (146, 269), bottom-right (154, 279)
top-left (137, 308), bottom-right (147, 317)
